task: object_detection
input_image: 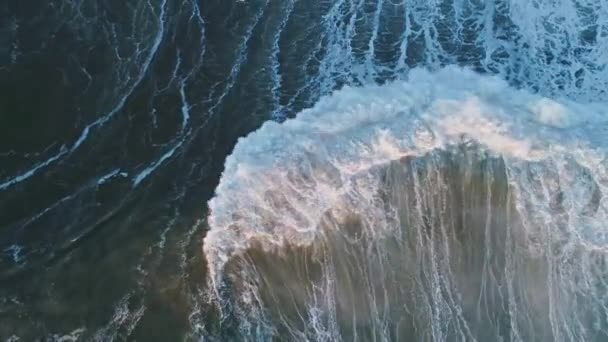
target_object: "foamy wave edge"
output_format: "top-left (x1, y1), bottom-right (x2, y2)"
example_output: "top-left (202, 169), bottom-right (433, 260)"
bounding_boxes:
top-left (204, 66), bottom-right (608, 284)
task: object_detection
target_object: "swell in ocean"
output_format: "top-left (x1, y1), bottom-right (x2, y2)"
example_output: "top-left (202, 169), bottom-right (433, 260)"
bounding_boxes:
top-left (201, 0), bottom-right (608, 341)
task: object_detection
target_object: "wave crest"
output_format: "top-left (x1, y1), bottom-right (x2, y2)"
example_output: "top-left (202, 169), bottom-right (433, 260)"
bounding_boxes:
top-left (203, 67), bottom-right (608, 340)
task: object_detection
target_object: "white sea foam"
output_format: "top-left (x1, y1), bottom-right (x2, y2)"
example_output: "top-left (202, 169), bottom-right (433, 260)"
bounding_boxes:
top-left (203, 67), bottom-right (608, 340)
top-left (206, 66), bottom-right (608, 273)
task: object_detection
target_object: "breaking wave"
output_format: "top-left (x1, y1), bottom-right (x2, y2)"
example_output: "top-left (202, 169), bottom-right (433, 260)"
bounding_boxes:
top-left (198, 0), bottom-right (608, 340)
top-left (203, 67), bottom-right (608, 341)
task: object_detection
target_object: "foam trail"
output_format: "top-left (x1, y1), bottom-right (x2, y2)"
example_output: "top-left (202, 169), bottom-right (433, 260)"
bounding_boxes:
top-left (203, 67), bottom-right (608, 341)
top-left (0, 0), bottom-right (167, 192)
top-left (3, 245), bottom-right (23, 263)
top-left (364, 0), bottom-right (384, 80)
top-left (317, 0), bottom-right (362, 94)
top-left (97, 169), bottom-right (126, 186)
top-left (0, 146), bottom-right (67, 191)
top-left (132, 140), bottom-right (183, 187)
top-left (71, 0), bottom-right (168, 152)
top-left (207, 0), bottom-right (269, 115)
top-left (269, 0), bottom-right (295, 121)
top-left (179, 78), bottom-right (191, 132)
top-left (394, 2), bottom-right (412, 74)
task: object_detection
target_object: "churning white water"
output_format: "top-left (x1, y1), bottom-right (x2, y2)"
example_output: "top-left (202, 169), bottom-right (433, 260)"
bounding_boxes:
top-left (201, 0), bottom-right (608, 340)
top-left (203, 67), bottom-right (608, 341)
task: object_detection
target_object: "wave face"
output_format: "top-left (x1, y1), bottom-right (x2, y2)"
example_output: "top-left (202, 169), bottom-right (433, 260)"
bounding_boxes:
top-left (199, 0), bottom-right (608, 341)
top-left (204, 67), bottom-right (608, 341)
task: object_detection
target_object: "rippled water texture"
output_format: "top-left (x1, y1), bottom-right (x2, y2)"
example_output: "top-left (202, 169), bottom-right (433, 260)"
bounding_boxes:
top-left (1, 0), bottom-right (608, 341)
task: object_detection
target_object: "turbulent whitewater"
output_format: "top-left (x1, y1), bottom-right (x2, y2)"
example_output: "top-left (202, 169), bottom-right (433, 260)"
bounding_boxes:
top-left (203, 67), bottom-right (608, 341)
top-left (200, 0), bottom-right (608, 340)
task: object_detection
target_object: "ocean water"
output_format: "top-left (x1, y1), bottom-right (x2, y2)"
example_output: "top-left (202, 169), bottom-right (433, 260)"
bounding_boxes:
top-left (1, 0), bottom-right (608, 341)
